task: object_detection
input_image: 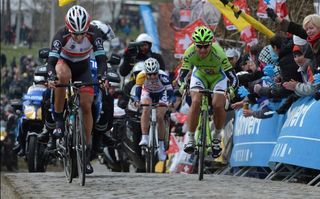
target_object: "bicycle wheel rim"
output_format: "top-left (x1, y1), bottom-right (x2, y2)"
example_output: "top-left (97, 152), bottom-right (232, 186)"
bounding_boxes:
top-left (76, 108), bottom-right (86, 186)
top-left (198, 111), bottom-right (207, 181)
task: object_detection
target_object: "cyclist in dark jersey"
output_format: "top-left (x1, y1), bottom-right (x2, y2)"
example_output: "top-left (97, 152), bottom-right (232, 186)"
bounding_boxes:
top-left (47, 5), bottom-right (108, 174)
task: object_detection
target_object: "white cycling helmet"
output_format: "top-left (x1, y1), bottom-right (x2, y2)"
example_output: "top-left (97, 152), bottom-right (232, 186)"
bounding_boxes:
top-left (90, 20), bottom-right (115, 41)
top-left (136, 33), bottom-right (153, 45)
top-left (65, 5), bottom-right (91, 33)
top-left (144, 58), bottom-right (159, 74)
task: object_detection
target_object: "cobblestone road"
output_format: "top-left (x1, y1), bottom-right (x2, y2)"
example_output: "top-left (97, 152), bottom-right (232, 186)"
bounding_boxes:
top-left (2, 170), bottom-right (320, 199)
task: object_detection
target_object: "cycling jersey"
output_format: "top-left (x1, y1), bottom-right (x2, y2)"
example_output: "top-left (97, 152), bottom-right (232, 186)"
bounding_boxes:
top-left (134, 70), bottom-right (174, 103)
top-left (180, 43), bottom-right (238, 89)
top-left (47, 25), bottom-right (107, 77)
top-left (135, 70), bottom-right (172, 93)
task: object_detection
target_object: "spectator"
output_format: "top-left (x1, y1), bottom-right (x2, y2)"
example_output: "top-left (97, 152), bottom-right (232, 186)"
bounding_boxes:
top-left (282, 45), bottom-right (317, 97)
top-left (267, 9), bottom-right (320, 70)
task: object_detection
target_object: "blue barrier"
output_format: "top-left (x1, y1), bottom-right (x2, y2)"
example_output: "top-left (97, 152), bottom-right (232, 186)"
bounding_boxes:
top-left (139, 5), bottom-right (161, 53)
top-left (230, 101), bottom-right (285, 167)
top-left (269, 97), bottom-right (320, 170)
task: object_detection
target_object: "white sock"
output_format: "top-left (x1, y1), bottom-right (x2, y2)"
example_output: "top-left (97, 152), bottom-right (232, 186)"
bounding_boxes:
top-left (213, 129), bottom-right (222, 139)
top-left (187, 131), bottom-right (195, 142)
top-left (142, 134), bottom-right (149, 141)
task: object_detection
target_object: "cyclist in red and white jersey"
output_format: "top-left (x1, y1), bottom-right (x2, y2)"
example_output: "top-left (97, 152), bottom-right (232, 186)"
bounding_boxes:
top-left (47, 5), bottom-right (108, 174)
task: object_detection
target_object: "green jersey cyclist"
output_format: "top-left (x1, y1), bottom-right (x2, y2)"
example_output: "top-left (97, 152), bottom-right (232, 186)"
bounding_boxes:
top-left (179, 26), bottom-right (238, 158)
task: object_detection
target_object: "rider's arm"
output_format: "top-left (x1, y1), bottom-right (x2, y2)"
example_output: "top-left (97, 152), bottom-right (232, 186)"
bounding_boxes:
top-left (214, 43), bottom-right (239, 89)
top-left (91, 26), bottom-right (108, 78)
top-left (159, 71), bottom-right (175, 103)
top-left (47, 28), bottom-right (66, 76)
top-left (225, 68), bottom-right (239, 89)
top-left (178, 46), bottom-right (193, 85)
top-left (134, 71), bottom-right (145, 101)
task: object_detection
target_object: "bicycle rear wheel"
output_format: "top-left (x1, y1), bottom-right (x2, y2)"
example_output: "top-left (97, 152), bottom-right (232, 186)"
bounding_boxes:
top-left (75, 108), bottom-right (86, 186)
top-left (198, 111), bottom-right (207, 181)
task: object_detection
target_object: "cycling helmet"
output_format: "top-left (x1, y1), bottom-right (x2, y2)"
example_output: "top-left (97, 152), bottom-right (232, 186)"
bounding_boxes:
top-left (90, 20), bottom-right (115, 41)
top-left (136, 33), bottom-right (153, 45)
top-left (65, 5), bottom-right (91, 33)
top-left (192, 26), bottom-right (213, 43)
top-left (144, 58), bottom-right (159, 74)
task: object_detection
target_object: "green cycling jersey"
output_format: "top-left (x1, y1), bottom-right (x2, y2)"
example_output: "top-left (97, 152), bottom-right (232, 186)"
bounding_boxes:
top-left (182, 43), bottom-right (232, 83)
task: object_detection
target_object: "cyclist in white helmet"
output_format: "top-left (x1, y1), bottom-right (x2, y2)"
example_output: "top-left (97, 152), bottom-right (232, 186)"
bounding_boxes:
top-left (133, 58), bottom-right (175, 161)
top-left (47, 5), bottom-right (108, 174)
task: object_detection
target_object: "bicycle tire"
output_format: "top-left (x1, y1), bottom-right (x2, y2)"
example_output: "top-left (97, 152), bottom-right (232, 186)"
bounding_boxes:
top-left (63, 115), bottom-right (77, 183)
top-left (76, 107), bottom-right (86, 186)
top-left (198, 110), bottom-right (207, 181)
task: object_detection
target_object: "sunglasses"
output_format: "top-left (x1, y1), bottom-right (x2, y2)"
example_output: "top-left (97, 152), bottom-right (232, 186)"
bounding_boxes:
top-left (147, 72), bottom-right (158, 76)
top-left (71, 32), bottom-right (86, 36)
top-left (195, 43), bottom-right (211, 49)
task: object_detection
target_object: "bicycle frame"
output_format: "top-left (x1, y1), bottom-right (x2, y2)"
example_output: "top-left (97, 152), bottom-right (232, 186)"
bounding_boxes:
top-left (56, 81), bottom-right (98, 186)
top-left (191, 89), bottom-right (213, 180)
top-left (140, 103), bottom-right (167, 173)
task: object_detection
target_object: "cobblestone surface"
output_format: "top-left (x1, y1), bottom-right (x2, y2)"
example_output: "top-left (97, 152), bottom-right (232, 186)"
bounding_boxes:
top-left (2, 171), bottom-right (320, 199)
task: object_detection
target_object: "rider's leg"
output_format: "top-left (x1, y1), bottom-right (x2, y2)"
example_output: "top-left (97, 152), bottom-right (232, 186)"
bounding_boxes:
top-left (79, 91), bottom-right (94, 146)
top-left (156, 107), bottom-right (167, 140)
top-left (211, 92), bottom-right (226, 158)
top-left (156, 106), bottom-right (167, 161)
top-left (80, 89), bottom-right (94, 174)
top-left (183, 91), bottom-right (202, 153)
top-left (139, 97), bottom-right (151, 146)
top-left (53, 61), bottom-right (71, 138)
top-left (211, 93), bottom-right (226, 139)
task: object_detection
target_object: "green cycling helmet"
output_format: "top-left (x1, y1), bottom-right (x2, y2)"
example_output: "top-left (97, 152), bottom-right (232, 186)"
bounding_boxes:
top-left (192, 26), bottom-right (213, 43)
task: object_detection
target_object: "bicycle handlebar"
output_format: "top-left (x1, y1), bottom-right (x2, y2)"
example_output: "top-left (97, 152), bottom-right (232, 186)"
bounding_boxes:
top-left (189, 88), bottom-right (214, 95)
top-left (56, 81), bottom-right (100, 88)
top-left (140, 103), bottom-right (168, 108)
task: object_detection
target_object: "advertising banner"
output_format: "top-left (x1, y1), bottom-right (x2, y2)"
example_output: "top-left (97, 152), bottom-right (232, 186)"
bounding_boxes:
top-left (269, 97), bottom-right (320, 170)
top-left (230, 102), bottom-right (285, 167)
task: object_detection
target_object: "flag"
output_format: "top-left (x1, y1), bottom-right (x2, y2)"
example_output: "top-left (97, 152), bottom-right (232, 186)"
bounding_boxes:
top-left (209, 0), bottom-right (251, 32)
top-left (257, 0), bottom-right (288, 19)
top-left (59, 0), bottom-right (76, 7)
top-left (210, 0), bottom-right (275, 38)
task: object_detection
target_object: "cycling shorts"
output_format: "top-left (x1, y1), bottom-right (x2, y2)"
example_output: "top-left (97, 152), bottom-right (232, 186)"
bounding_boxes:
top-left (141, 89), bottom-right (168, 104)
top-left (190, 67), bottom-right (227, 93)
top-left (57, 58), bottom-right (94, 95)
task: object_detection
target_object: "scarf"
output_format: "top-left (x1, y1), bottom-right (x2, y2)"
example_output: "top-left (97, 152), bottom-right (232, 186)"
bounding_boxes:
top-left (307, 32), bottom-right (320, 46)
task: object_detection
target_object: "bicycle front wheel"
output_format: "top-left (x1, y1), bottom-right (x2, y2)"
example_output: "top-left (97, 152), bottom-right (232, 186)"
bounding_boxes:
top-left (198, 111), bottom-right (207, 181)
top-left (63, 115), bottom-right (78, 183)
top-left (76, 108), bottom-right (86, 186)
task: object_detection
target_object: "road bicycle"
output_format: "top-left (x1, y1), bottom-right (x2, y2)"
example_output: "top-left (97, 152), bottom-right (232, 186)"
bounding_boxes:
top-left (56, 81), bottom-right (97, 186)
top-left (140, 103), bottom-right (170, 173)
top-left (190, 88), bottom-right (215, 181)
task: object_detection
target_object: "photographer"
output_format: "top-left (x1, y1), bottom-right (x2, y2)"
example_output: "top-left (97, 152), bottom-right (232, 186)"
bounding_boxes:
top-left (120, 33), bottom-right (165, 76)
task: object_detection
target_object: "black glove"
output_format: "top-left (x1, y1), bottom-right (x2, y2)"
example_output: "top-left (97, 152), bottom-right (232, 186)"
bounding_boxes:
top-left (220, 0), bottom-right (229, 6)
top-left (266, 8), bottom-right (278, 22)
